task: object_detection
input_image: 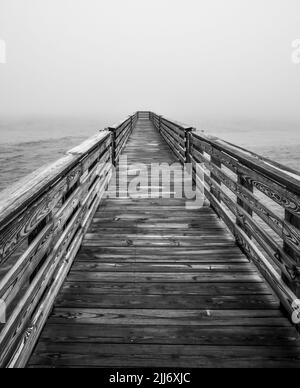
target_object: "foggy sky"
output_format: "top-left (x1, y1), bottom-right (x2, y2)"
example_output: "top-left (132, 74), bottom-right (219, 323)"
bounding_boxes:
top-left (0, 0), bottom-right (300, 123)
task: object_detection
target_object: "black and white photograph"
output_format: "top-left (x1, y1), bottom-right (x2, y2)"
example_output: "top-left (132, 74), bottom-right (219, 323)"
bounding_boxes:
top-left (0, 0), bottom-right (300, 372)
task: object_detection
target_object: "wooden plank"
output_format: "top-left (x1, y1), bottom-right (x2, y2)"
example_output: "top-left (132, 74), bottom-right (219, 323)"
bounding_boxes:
top-left (26, 115), bottom-right (300, 369)
top-left (192, 148), bottom-right (300, 259)
top-left (160, 131), bottom-right (185, 163)
top-left (0, 175), bottom-right (68, 263)
top-left (0, 137), bottom-right (112, 264)
top-left (61, 281), bottom-right (271, 295)
top-left (55, 293), bottom-right (278, 310)
top-left (0, 206), bottom-right (84, 367)
top-left (160, 122), bottom-right (186, 146)
top-left (67, 132), bottom-right (110, 156)
top-left (202, 180), bottom-right (298, 318)
top-left (0, 155), bottom-right (76, 229)
top-left (28, 344), bottom-right (300, 368)
top-left (8, 230), bottom-right (83, 368)
top-left (76, 251), bottom-right (248, 264)
top-left (0, 223), bottom-right (54, 304)
top-left (201, 168), bottom-right (299, 283)
top-left (162, 116), bottom-right (193, 133)
top-left (192, 132), bottom-right (300, 199)
top-left (48, 308), bottom-right (286, 326)
top-left (192, 135), bottom-right (300, 217)
top-left (70, 262), bottom-right (257, 273)
top-left (37, 324), bottom-right (300, 346)
top-left (81, 238), bottom-right (234, 248)
top-left (67, 271), bottom-right (263, 283)
top-left (77, 245), bottom-right (243, 257)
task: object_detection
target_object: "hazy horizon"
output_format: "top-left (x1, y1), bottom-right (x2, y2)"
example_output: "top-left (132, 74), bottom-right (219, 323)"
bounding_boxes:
top-left (1, 0), bottom-right (300, 123)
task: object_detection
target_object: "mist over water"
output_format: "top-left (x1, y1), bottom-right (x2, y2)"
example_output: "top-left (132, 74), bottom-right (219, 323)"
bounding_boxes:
top-left (0, 0), bottom-right (300, 190)
top-left (0, 116), bottom-right (299, 193)
top-left (1, 0), bottom-right (300, 120)
top-left (0, 117), bottom-right (105, 191)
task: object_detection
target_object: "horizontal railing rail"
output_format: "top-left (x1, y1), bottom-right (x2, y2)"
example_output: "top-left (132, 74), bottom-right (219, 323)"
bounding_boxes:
top-left (108, 112), bottom-right (138, 165)
top-left (150, 111), bottom-right (300, 325)
top-left (150, 112), bottom-right (195, 164)
top-left (0, 113), bottom-right (138, 368)
top-left (1, 110), bottom-right (299, 367)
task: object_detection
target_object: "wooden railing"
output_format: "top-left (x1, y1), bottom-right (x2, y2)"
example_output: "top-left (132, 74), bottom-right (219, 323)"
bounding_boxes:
top-left (109, 113), bottom-right (138, 165)
top-left (150, 112), bottom-right (300, 324)
top-left (150, 112), bottom-right (194, 164)
top-left (0, 112), bottom-right (137, 368)
top-left (1, 110), bottom-right (299, 367)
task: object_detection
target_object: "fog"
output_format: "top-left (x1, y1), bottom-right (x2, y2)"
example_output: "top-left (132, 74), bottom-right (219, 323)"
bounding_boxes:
top-left (0, 0), bottom-right (300, 124)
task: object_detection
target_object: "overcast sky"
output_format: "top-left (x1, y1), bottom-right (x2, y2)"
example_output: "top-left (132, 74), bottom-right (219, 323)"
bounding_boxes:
top-left (0, 0), bottom-right (300, 123)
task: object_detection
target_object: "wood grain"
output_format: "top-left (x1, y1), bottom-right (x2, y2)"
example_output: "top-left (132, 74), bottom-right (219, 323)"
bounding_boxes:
top-left (28, 116), bottom-right (300, 368)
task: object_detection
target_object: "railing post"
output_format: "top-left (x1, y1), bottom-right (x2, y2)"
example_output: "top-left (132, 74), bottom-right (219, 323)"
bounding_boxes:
top-left (237, 173), bottom-right (253, 237)
top-left (159, 116), bottom-right (162, 133)
top-left (130, 115), bottom-right (133, 133)
top-left (283, 211), bottom-right (300, 298)
top-left (210, 156), bottom-right (222, 202)
top-left (109, 127), bottom-right (116, 167)
top-left (185, 128), bottom-right (193, 164)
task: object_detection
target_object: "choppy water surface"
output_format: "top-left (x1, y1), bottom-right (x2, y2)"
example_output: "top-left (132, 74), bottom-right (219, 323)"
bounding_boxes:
top-left (0, 117), bottom-right (106, 192)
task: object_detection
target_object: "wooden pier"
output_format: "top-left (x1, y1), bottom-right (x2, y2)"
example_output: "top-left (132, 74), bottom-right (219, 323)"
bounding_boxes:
top-left (0, 112), bottom-right (300, 368)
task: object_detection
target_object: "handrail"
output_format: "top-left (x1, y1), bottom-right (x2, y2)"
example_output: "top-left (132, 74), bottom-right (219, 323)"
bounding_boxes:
top-left (108, 112), bottom-right (138, 165)
top-left (1, 110), bottom-right (299, 367)
top-left (150, 111), bottom-right (300, 325)
top-left (0, 113), bottom-right (137, 368)
top-left (194, 132), bottom-right (300, 197)
top-left (149, 112), bottom-right (195, 164)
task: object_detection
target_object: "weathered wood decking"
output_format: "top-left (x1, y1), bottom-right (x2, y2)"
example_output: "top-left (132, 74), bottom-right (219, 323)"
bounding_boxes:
top-left (28, 118), bottom-right (300, 368)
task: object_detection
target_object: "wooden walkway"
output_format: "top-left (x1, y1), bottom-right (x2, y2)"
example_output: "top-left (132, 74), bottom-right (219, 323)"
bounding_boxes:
top-left (28, 118), bottom-right (300, 368)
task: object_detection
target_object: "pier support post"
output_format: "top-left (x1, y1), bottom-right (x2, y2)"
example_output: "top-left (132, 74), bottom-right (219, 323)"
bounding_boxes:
top-left (109, 127), bottom-right (117, 167)
top-left (185, 128), bottom-right (193, 164)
